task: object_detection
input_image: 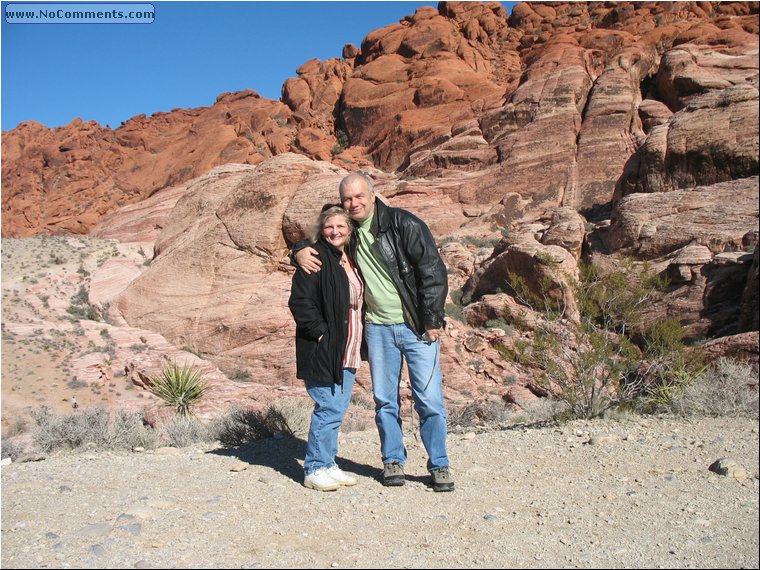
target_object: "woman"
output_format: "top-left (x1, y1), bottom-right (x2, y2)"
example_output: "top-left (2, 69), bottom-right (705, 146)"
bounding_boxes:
top-left (288, 205), bottom-right (364, 491)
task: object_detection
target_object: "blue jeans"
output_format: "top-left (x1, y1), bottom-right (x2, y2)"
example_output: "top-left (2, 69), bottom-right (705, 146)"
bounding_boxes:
top-left (303, 369), bottom-right (356, 475)
top-left (365, 323), bottom-right (450, 472)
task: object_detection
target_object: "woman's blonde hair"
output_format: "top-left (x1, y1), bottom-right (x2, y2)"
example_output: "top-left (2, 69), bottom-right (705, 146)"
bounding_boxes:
top-left (309, 205), bottom-right (353, 244)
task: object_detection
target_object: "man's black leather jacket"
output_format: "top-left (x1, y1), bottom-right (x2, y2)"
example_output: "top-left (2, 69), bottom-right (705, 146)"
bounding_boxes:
top-left (293, 199), bottom-right (448, 336)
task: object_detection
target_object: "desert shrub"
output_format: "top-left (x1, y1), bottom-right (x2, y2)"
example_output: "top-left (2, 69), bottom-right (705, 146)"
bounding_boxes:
top-left (229, 369), bottom-right (252, 382)
top-left (505, 259), bottom-right (697, 419)
top-left (210, 406), bottom-right (275, 446)
top-left (210, 400), bottom-right (313, 446)
top-left (66, 377), bottom-right (88, 389)
top-left (342, 409), bottom-right (373, 432)
top-left (514, 397), bottom-right (570, 425)
top-left (146, 362), bottom-right (210, 418)
top-left (3, 417), bottom-right (29, 438)
top-left (507, 271), bottom-right (570, 322)
top-left (448, 399), bottom-right (544, 429)
top-left (485, 318), bottom-right (513, 335)
top-left (66, 285), bottom-right (102, 321)
top-left (448, 400), bottom-right (492, 429)
top-left (670, 358), bottom-right (759, 418)
top-left (159, 416), bottom-right (212, 448)
top-left (445, 302), bottom-right (465, 323)
top-left (30, 406), bottom-right (158, 453)
top-left (627, 318), bottom-right (706, 412)
top-left (267, 398), bottom-right (313, 437)
top-left (332, 128), bottom-right (349, 155)
top-left (445, 288), bottom-right (466, 323)
top-left (350, 393), bottom-right (374, 409)
top-left (1, 437), bottom-right (27, 461)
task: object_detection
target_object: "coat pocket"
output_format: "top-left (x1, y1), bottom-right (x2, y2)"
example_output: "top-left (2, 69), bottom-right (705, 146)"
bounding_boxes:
top-left (311, 329), bottom-right (334, 376)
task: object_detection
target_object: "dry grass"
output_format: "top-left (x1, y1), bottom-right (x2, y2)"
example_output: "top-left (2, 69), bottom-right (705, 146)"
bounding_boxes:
top-left (671, 357), bottom-right (759, 418)
top-left (29, 406), bottom-right (159, 454)
top-left (448, 397), bottom-right (568, 430)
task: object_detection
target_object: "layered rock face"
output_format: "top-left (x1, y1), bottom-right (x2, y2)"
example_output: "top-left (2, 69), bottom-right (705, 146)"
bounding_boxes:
top-left (2, 1), bottom-right (758, 415)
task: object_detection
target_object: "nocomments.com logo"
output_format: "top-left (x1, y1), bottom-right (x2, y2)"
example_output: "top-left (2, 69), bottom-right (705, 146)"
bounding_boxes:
top-left (5, 3), bottom-right (155, 24)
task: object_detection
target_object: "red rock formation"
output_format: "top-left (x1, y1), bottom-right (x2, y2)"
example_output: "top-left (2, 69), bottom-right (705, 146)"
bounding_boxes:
top-left (2, 91), bottom-right (300, 237)
top-left (4, 2), bottom-right (758, 238)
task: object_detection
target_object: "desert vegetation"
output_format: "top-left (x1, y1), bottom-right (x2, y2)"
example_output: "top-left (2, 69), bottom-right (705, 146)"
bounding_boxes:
top-left (503, 260), bottom-right (693, 418)
top-left (144, 362), bottom-right (210, 418)
top-left (2, 350), bottom-right (756, 462)
top-left (1, 236), bottom-right (157, 432)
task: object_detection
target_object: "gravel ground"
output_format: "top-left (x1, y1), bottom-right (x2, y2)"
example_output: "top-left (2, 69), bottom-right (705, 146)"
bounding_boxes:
top-left (2, 415), bottom-right (758, 569)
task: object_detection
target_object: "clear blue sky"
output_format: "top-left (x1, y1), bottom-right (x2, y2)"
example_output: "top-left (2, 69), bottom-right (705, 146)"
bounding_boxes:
top-left (1, 1), bottom-right (516, 132)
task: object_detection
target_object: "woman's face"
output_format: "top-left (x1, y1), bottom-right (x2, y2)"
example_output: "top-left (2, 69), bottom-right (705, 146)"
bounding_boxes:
top-left (321, 214), bottom-right (350, 250)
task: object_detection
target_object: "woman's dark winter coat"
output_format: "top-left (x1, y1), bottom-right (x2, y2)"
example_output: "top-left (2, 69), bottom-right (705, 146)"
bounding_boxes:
top-left (288, 238), bottom-right (351, 385)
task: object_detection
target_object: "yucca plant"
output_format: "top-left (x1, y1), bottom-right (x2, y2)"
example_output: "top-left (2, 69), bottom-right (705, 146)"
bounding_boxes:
top-left (147, 363), bottom-right (210, 418)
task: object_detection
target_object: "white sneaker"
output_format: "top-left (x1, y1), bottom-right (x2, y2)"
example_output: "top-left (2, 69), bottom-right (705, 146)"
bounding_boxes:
top-left (304, 468), bottom-right (340, 491)
top-left (327, 465), bottom-right (357, 486)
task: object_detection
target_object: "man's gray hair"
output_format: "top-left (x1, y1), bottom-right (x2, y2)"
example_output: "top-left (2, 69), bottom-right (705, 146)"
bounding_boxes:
top-left (339, 173), bottom-right (373, 196)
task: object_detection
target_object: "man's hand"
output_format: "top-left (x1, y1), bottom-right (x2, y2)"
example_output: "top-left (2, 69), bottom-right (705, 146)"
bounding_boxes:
top-left (295, 247), bottom-right (322, 274)
top-left (423, 328), bottom-right (443, 342)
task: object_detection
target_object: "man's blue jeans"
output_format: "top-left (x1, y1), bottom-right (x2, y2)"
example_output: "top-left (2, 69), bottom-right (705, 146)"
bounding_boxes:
top-left (365, 323), bottom-right (450, 472)
top-left (303, 368), bottom-right (356, 475)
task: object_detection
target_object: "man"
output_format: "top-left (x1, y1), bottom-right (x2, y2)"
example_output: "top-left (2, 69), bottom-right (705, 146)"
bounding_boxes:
top-left (294, 173), bottom-right (454, 492)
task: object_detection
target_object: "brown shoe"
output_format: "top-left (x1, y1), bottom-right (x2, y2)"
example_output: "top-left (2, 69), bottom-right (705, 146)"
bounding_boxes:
top-left (430, 466), bottom-right (455, 492)
top-left (382, 461), bottom-right (405, 486)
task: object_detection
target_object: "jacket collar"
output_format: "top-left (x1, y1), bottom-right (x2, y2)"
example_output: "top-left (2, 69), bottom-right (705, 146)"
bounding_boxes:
top-left (370, 199), bottom-right (389, 236)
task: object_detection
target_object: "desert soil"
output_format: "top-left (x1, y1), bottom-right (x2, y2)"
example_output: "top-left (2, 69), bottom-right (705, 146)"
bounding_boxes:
top-left (1, 415), bottom-right (758, 569)
top-left (1, 236), bottom-right (153, 426)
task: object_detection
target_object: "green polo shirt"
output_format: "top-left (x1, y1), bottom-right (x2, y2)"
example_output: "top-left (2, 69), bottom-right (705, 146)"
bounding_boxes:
top-left (356, 214), bottom-right (405, 324)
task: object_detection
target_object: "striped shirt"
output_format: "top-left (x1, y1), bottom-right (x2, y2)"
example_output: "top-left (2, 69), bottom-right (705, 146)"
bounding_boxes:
top-left (342, 258), bottom-right (364, 369)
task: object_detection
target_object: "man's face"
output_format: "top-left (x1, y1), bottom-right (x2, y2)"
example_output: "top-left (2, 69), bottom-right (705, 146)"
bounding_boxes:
top-left (340, 180), bottom-right (376, 223)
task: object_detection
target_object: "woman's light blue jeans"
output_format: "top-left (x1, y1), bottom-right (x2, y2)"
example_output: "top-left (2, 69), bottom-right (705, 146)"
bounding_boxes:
top-left (303, 368), bottom-right (356, 475)
top-left (365, 323), bottom-right (450, 472)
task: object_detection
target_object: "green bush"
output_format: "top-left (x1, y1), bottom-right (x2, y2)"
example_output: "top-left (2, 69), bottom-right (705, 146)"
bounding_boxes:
top-left (445, 288), bottom-right (466, 323)
top-left (332, 128), bottom-right (349, 155)
top-left (147, 363), bottom-right (210, 418)
top-left (505, 259), bottom-right (694, 419)
top-left (445, 302), bottom-right (465, 323)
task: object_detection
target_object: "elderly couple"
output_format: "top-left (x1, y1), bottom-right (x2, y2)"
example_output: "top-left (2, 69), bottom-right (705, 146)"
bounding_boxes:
top-left (288, 173), bottom-right (454, 493)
